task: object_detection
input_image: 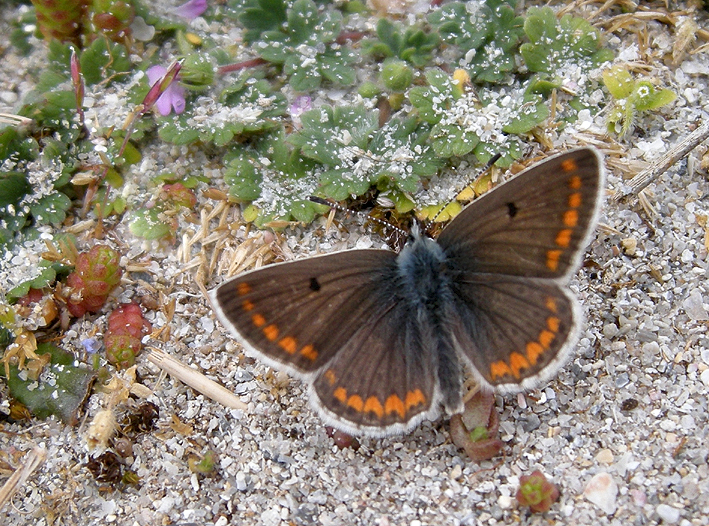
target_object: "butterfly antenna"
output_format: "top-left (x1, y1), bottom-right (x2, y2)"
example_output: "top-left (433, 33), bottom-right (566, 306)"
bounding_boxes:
top-left (308, 196), bottom-right (409, 241)
top-left (428, 152), bottom-right (503, 226)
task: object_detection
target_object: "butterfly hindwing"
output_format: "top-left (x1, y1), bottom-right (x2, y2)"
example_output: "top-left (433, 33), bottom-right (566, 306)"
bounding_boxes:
top-left (445, 274), bottom-right (579, 392)
top-left (310, 297), bottom-right (440, 436)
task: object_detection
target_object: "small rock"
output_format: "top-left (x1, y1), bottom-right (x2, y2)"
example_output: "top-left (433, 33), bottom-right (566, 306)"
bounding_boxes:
top-left (498, 494), bottom-right (513, 509)
top-left (595, 449), bottom-right (614, 464)
top-left (701, 369), bottom-right (709, 387)
top-left (683, 290), bottom-right (709, 321)
top-left (583, 472), bottom-right (618, 514)
top-left (450, 464), bottom-right (462, 479)
top-left (656, 504), bottom-right (681, 524)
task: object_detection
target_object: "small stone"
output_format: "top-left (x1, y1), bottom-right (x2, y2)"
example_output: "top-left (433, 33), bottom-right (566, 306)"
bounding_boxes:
top-left (583, 472), bottom-right (618, 514)
top-left (701, 368), bottom-right (709, 387)
top-left (656, 504), bottom-right (681, 524)
top-left (683, 290), bottom-right (709, 321)
top-left (498, 495), bottom-right (513, 509)
top-left (595, 449), bottom-right (614, 464)
top-left (630, 489), bottom-right (647, 507)
top-left (450, 464), bottom-right (462, 479)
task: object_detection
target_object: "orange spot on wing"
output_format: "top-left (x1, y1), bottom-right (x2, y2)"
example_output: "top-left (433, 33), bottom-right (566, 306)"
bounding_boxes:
top-left (334, 387), bottom-right (347, 403)
top-left (490, 360), bottom-right (512, 380)
top-left (568, 192), bottom-right (582, 208)
top-left (278, 336), bottom-right (297, 354)
top-left (563, 209), bottom-right (578, 227)
top-left (364, 397), bottom-right (384, 418)
top-left (405, 390), bottom-right (426, 411)
top-left (555, 229), bottom-right (572, 247)
top-left (384, 394), bottom-right (405, 418)
top-left (252, 313), bottom-right (266, 327)
top-left (561, 159), bottom-right (579, 172)
top-left (568, 174), bottom-right (582, 189)
top-left (526, 341), bottom-right (544, 365)
top-left (347, 395), bottom-right (364, 412)
top-left (546, 250), bottom-right (562, 271)
top-left (545, 297), bottom-right (558, 313)
top-left (547, 316), bottom-right (560, 333)
top-left (324, 369), bottom-right (336, 385)
top-left (237, 282), bottom-right (251, 295)
top-left (509, 352), bottom-right (529, 378)
top-left (263, 324), bottom-right (279, 341)
top-left (300, 344), bottom-right (318, 361)
top-left (538, 329), bottom-right (555, 349)
top-left (242, 299), bottom-right (254, 311)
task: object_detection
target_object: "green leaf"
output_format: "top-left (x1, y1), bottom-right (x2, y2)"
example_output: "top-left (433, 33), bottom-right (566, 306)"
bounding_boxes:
top-left (363, 18), bottom-right (439, 67)
top-left (6, 266), bottom-right (58, 301)
top-left (224, 156), bottom-right (263, 202)
top-left (129, 207), bottom-right (174, 240)
top-left (428, 0), bottom-right (523, 82)
top-left (633, 82), bottom-right (676, 111)
top-left (238, 0), bottom-right (289, 43)
top-left (4, 342), bottom-right (96, 425)
top-left (253, 0), bottom-right (353, 90)
top-left (29, 192), bottom-right (72, 226)
top-left (430, 122), bottom-right (478, 157)
top-left (0, 172), bottom-right (31, 208)
top-left (80, 38), bottom-right (131, 86)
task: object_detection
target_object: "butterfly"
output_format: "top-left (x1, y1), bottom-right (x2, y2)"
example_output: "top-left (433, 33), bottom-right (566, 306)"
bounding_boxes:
top-left (210, 148), bottom-right (605, 436)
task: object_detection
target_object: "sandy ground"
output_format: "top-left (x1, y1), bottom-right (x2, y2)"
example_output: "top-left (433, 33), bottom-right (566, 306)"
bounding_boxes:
top-left (1, 1), bottom-right (708, 525)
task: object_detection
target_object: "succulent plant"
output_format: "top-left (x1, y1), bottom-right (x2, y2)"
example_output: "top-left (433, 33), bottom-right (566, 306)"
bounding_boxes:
top-left (65, 245), bottom-right (123, 317)
top-left (104, 303), bottom-right (151, 369)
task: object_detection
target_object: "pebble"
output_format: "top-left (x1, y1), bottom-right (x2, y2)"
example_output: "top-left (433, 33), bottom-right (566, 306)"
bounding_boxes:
top-left (595, 449), bottom-right (614, 464)
top-left (656, 504), bottom-right (681, 524)
top-left (583, 472), bottom-right (618, 515)
top-left (683, 290), bottom-right (709, 320)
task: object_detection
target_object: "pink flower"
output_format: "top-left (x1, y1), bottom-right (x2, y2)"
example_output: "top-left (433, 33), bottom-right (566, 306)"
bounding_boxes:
top-left (146, 65), bottom-right (186, 115)
top-left (174, 0), bottom-right (208, 20)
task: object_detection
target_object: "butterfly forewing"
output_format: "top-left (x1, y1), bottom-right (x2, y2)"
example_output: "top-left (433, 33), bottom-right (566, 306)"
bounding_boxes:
top-left (438, 148), bottom-right (604, 280)
top-left (211, 250), bottom-right (400, 375)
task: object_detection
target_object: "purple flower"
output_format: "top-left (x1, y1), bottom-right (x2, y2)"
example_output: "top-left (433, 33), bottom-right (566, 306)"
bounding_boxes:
top-left (174, 0), bottom-right (208, 20)
top-left (289, 95), bottom-right (312, 128)
top-left (146, 65), bottom-right (186, 116)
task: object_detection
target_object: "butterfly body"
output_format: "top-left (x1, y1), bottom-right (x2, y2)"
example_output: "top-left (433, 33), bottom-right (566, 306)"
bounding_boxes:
top-left (211, 148), bottom-right (605, 436)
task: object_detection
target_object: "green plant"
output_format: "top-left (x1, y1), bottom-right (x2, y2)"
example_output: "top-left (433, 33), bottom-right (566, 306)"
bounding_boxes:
top-left (156, 73), bottom-right (287, 146)
top-left (254, 0), bottom-right (356, 91)
top-left (429, 0), bottom-right (524, 83)
top-left (362, 18), bottom-right (440, 68)
top-left (516, 470), bottom-right (561, 512)
top-left (290, 105), bottom-right (442, 210)
top-left (223, 131), bottom-right (323, 227)
top-left (409, 69), bottom-right (547, 165)
top-left (521, 7), bottom-right (614, 95)
top-left (602, 65), bottom-right (677, 136)
top-left (2, 341), bottom-right (96, 425)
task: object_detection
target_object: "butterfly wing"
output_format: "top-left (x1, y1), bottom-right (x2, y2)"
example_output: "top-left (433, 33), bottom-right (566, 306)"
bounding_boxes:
top-left (212, 249), bottom-right (442, 435)
top-left (436, 148), bottom-right (604, 392)
top-left (437, 148), bottom-right (604, 280)
top-left (211, 250), bottom-right (400, 376)
top-left (444, 274), bottom-right (580, 392)
top-left (309, 295), bottom-right (441, 436)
